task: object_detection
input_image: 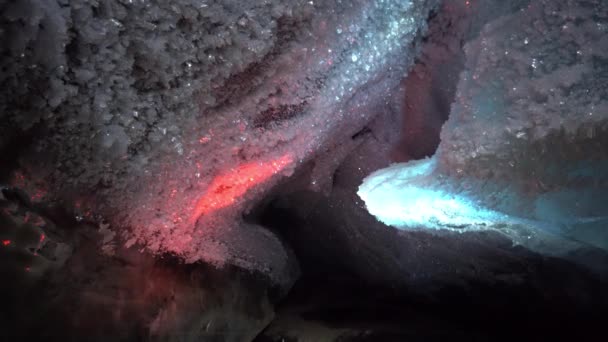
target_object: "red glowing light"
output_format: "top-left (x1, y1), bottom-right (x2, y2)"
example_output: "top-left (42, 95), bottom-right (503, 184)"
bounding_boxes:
top-left (2, 240), bottom-right (10, 246)
top-left (190, 154), bottom-right (293, 224)
top-left (31, 188), bottom-right (48, 201)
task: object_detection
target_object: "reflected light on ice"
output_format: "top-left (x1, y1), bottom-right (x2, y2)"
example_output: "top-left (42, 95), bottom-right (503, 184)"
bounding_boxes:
top-left (190, 154), bottom-right (293, 224)
top-left (358, 157), bottom-right (508, 230)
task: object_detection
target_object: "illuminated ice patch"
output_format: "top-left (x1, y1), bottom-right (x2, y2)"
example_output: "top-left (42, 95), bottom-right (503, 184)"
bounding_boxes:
top-left (358, 158), bottom-right (608, 263)
top-left (358, 157), bottom-right (510, 230)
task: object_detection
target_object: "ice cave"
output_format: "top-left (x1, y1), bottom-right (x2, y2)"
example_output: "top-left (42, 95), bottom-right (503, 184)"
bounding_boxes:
top-left (1, 0), bottom-right (607, 340)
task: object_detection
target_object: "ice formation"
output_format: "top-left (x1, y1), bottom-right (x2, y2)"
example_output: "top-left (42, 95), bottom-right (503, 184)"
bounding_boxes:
top-left (3, 1), bottom-right (608, 339)
top-left (358, 157), bottom-right (512, 230)
top-left (0, 0), bottom-right (440, 269)
top-left (359, 0), bottom-right (608, 256)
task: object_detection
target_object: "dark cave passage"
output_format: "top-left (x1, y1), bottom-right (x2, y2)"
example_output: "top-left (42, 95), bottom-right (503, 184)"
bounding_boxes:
top-left (392, 48), bottom-right (459, 162)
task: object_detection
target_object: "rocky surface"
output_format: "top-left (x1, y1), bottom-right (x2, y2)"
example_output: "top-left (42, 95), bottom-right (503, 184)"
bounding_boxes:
top-left (0, 190), bottom-right (297, 341)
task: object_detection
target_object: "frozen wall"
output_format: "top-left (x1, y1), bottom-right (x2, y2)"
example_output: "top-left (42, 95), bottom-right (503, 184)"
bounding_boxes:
top-left (359, 0), bottom-right (608, 260)
top-left (0, 0), bottom-right (440, 274)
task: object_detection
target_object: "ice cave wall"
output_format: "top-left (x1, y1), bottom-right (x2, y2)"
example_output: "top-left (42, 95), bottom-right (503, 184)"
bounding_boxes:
top-left (2, 2), bottom-right (608, 339)
top-left (0, 0), bottom-right (440, 278)
top-left (360, 0), bottom-right (608, 259)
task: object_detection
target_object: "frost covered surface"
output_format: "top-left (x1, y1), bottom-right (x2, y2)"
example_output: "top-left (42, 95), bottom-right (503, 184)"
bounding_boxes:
top-left (360, 0), bottom-right (608, 258)
top-left (0, 0), bottom-right (439, 270)
top-left (438, 0), bottom-right (608, 180)
top-left (358, 157), bottom-right (511, 230)
top-left (357, 156), bottom-right (587, 259)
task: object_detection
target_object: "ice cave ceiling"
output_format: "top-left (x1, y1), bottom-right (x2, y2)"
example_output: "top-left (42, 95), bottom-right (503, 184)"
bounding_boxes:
top-left (1, 0), bottom-right (607, 340)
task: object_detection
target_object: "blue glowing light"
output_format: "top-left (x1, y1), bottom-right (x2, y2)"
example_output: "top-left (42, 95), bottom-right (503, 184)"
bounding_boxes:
top-left (358, 157), bottom-right (512, 231)
top-left (358, 156), bottom-right (608, 258)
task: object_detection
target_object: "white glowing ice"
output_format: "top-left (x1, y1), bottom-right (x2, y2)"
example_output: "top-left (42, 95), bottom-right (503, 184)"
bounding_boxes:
top-left (358, 157), bottom-right (511, 231)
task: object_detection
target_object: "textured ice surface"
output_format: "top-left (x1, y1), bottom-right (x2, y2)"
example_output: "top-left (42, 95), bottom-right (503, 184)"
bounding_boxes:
top-left (0, 0), bottom-right (439, 267)
top-left (358, 155), bottom-right (607, 261)
top-left (438, 0), bottom-right (608, 181)
top-left (358, 157), bottom-right (510, 230)
top-left (359, 0), bottom-right (608, 257)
